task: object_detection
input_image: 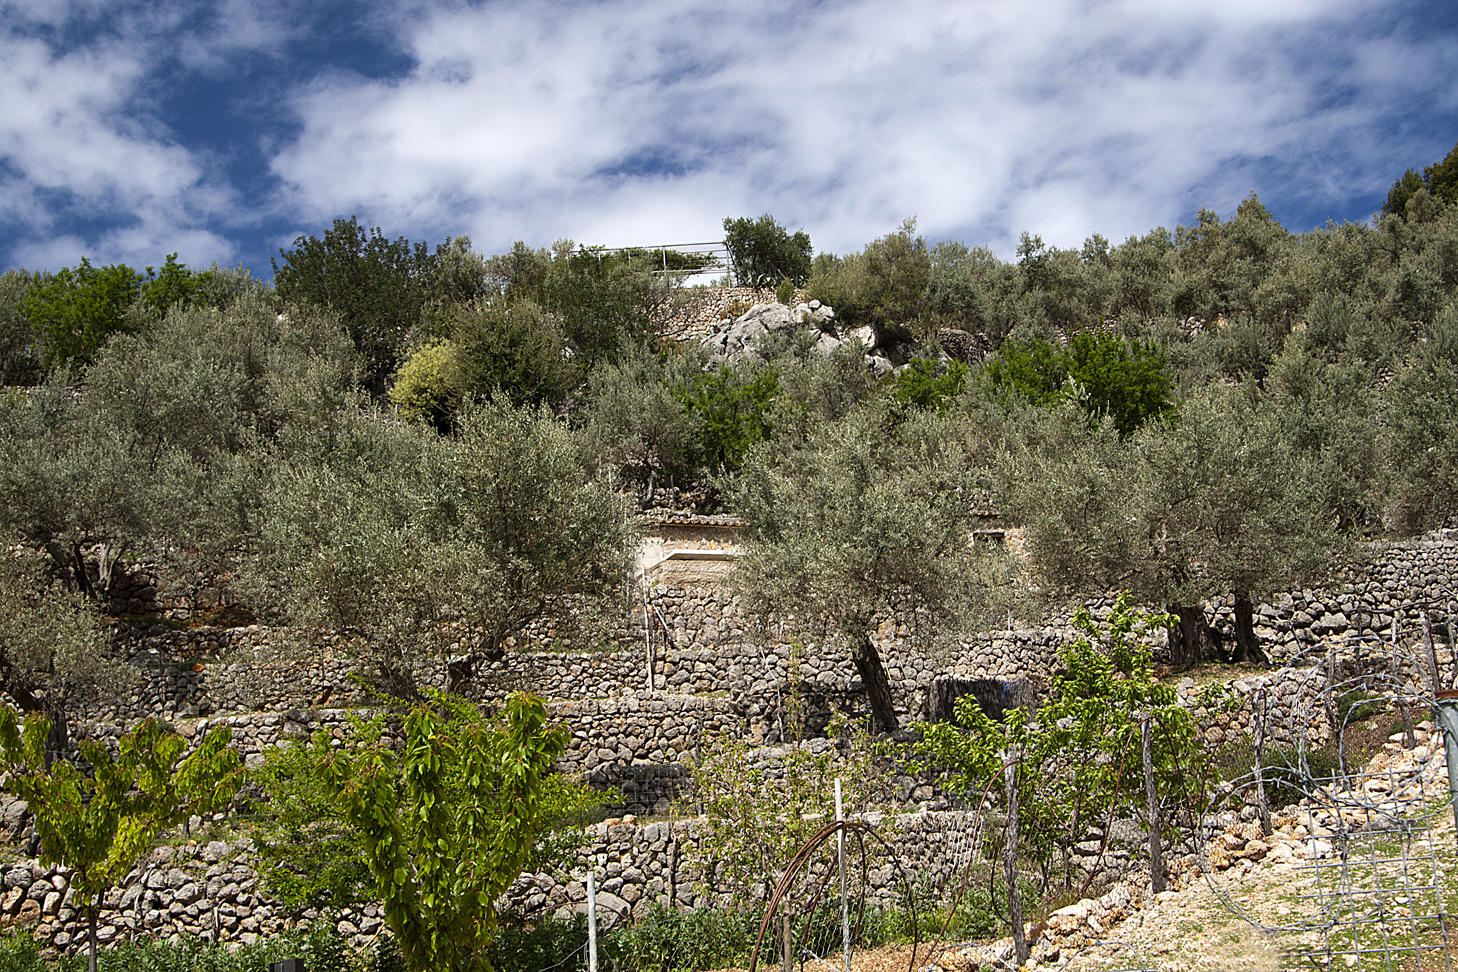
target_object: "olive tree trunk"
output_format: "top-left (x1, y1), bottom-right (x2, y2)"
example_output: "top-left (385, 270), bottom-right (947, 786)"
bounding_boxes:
top-left (1166, 604), bottom-right (1204, 668)
top-left (852, 633), bottom-right (899, 732)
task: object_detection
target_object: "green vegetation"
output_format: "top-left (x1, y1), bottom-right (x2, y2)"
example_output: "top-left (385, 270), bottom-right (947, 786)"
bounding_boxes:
top-left (984, 329), bottom-right (1173, 435)
top-left (2, 149), bottom-right (1458, 966)
top-left (0, 712), bottom-right (241, 972)
top-left (723, 214), bottom-right (812, 287)
top-left (685, 714), bottom-right (882, 903)
top-left (0, 925), bottom-right (376, 972)
top-left (272, 217), bottom-right (459, 390)
top-left (271, 693), bottom-right (580, 972)
top-left (917, 593), bottom-right (1205, 891)
top-left (733, 401), bottom-right (1005, 731)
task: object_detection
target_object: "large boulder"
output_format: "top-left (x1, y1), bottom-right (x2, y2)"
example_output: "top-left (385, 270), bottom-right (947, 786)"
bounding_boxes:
top-left (702, 300), bottom-right (890, 372)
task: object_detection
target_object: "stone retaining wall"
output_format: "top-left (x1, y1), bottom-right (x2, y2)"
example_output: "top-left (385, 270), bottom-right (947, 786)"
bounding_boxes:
top-left (0, 809), bottom-right (987, 954)
top-left (661, 286), bottom-right (810, 342)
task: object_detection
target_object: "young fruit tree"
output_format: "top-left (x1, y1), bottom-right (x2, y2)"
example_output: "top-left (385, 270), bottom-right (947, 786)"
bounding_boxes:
top-left (296, 692), bottom-right (579, 972)
top-left (916, 593), bottom-right (1208, 893)
top-left (0, 712), bottom-right (242, 972)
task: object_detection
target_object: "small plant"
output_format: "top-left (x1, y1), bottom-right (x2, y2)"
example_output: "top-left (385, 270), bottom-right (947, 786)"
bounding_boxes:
top-left (1335, 688), bottom-right (1383, 725)
top-left (674, 364), bottom-right (779, 472)
top-left (607, 907), bottom-right (760, 972)
top-left (775, 277), bottom-right (797, 306)
top-left (682, 712), bottom-right (887, 906)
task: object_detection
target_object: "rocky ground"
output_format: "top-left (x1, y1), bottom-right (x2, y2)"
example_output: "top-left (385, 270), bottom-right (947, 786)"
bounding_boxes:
top-left (933, 720), bottom-right (1457, 972)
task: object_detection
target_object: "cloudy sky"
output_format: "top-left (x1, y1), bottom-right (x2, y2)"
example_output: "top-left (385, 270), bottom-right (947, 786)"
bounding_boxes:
top-left (3, 0), bottom-right (1457, 280)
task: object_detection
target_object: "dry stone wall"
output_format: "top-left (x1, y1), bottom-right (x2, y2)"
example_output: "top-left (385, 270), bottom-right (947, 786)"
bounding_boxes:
top-left (661, 286), bottom-right (809, 342)
top-left (8, 529), bottom-right (1453, 956)
top-left (0, 809), bottom-right (983, 951)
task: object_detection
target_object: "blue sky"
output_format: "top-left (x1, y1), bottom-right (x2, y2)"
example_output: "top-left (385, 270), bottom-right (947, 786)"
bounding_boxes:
top-left (3, 0), bottom-right (1457, 281)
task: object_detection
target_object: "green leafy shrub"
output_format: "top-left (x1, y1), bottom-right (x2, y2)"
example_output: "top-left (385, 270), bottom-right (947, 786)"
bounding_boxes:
top-left (607, 907), bottom-right (760, 972)
top-left (449, 299), bottom-right (576, 408)
top-left (388, 339), bottom-right (458, 427)
top-left (774, 277), bottom-right (797, 306)
top-left (675, 365), bottom-right (779, 472)
top-left (22, 258), bottom-right (144, 370)
top-left (808, 219), bottom-right (930, 348)
top-left (893, 357), bottom-right (967, 413)
top-left (982, 330), bottom-right (1173, 435)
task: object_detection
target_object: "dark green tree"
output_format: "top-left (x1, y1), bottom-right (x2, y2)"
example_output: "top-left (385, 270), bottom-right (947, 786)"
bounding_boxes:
top-left (449, 299), bottom-right (576, 409)
top-left (273, 216), bottom-right (443, 389)
top-left (138, 253), bottom-right (213, 321)
top-left (983, 331), bottom-right (1173, 436)
top-left (1064, 329), bottom-right (1175, 435)
top-left (1384, 139), bottom-right (1458, 216)
top-left (892, 356), bottom-right (966, 413)
top-left (675, 364), bottom-right (780, 472)
top-left (722, 215), bottom-right (813, 287)
top-left (539, 247), bottom-right (670, 364)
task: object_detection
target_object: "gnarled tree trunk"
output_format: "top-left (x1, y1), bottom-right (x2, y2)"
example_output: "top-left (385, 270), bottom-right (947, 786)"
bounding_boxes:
top-left (1166, 604), bottom-right (1204, 669)
top-left (852, 633), bottom-right (899, 732)
top-left (1231, 591), bottom-right (1269, 665)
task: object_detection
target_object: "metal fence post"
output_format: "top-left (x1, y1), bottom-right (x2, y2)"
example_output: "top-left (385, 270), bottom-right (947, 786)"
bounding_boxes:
top-left (586, 870), bottom-right (598, 972)
top-left (836, 778), bottom-right (849, 972)
top-left (1003, 748), bottom-right (1028, 967)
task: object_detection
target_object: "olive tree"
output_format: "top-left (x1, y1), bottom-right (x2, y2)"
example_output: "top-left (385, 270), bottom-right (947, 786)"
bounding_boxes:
top-left (732, 402), bottom-right (997, 731)
top-left (247, 398), bottom-right (631, 698)
top-left (1003, 383), bottom-right (1342, 665)
top-left (0, 552), bottom-right (132, 759)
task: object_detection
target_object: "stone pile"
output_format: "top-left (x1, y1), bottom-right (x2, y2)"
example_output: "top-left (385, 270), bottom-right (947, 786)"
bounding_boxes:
top-left (700, 300), bottom-right (896, 376)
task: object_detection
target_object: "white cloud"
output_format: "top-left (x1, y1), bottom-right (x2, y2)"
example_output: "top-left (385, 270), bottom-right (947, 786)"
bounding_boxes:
top-left (2, 0), bottom-right (1454, 274)
top-left (266, 0), bottom-right (1445, 261)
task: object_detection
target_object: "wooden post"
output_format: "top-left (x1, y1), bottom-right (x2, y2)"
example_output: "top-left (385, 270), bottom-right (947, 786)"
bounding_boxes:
top-left (1324, 650), bottom-right (1347, 787)
top-left (836, 779), bottom-right (850, 972)
top-left (1423, 609), bottom-right (1441, 696)
top-left (1250, 690), bottom-right (1271, 837)
top-left (1004, 750), bottom-right (1028, 967)
top-left (1394, 620), bottom-right (1415, 748)
top-left (642, 571), bottom-right (656, 695)
top-left (1141, 713), bottom-right (1166, 892)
